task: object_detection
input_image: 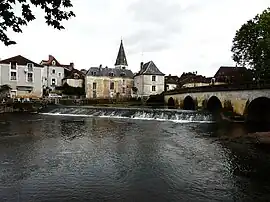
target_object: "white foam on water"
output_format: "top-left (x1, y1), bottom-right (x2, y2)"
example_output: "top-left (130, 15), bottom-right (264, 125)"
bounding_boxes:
top-left (40, 112), bottom-right (215, 124)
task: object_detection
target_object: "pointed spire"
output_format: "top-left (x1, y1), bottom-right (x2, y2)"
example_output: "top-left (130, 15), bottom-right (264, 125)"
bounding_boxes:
top-left (115, 39), bottom-right (128, 67)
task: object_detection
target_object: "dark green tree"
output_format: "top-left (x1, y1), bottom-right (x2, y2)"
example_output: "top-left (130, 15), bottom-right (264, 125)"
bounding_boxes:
top-left (231, 8), bottom-right (270, 82)
top-left (0, 0), bottom-right (75, 46)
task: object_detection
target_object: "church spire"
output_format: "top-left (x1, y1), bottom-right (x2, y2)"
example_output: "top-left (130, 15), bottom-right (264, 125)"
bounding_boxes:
top-left (115, 39), bottom-right (128, 69)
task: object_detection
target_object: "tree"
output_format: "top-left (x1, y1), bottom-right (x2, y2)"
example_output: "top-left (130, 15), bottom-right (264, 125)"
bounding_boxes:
top-left (231, 8), bottom-right (270, 81)
top-left (0, 0), bottom-right (75, 46)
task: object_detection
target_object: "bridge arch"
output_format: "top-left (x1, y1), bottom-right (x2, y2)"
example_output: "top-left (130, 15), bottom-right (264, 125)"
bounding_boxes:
top-left (183, 96), bottom-right (196, 110)
top-left (207, 96), bottom-right (222, 112)
top-left (246, 97), bottom-right (270, 123)
top-left (168, 97), bottom-right (175, 108)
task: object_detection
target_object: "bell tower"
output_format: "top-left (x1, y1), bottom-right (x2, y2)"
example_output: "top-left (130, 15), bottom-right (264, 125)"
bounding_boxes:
top-left (115, 39), bottom-right (128, 69)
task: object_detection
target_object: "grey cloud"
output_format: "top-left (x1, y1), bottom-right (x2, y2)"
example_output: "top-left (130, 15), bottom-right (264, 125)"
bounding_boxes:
top-left (126, 0), bottom-right (190, 54)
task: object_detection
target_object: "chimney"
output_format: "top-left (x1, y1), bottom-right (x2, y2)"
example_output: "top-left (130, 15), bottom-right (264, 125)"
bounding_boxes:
top-left (70, 62), bottom-right (74, 69)
top-left (140, 62), bottom-right (144, 70)
top-left (49, 55), bottom-right (54, 60)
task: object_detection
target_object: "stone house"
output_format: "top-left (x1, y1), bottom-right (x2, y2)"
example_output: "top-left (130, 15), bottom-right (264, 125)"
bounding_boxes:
top-left (165, 75), bottom-right (180, 91)
top-left (40, 55), bottom-right (74, 91)
top-left (0, 55), bottom-right (43, 98)
top-left (134, 61), bottom-right (165, 98)
top-left (62, 69), bottom-right (85, 88)
top-left (85, 40), bottom-right (134, 99)
top-left (214, 66), bottom-right (253, 84)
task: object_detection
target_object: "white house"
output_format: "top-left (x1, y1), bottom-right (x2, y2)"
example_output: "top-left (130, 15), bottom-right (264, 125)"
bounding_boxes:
top-left (40, 55), bottom-right (73, 91)
top-left (134, 61), bottom-right (165, 98)
top-left (0, 55), bottom-right (43, 98)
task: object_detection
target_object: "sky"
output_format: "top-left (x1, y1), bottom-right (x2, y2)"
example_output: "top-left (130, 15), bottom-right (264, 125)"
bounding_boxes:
top-left (0, 0), bottom-right (269, 77)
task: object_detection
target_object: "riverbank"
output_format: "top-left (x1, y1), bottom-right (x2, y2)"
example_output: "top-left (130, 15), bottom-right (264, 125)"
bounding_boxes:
top-left (0, 102), bottom-right (45, 113)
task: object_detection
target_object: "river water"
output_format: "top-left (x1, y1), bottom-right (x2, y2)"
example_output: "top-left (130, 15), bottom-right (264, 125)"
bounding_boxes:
top-left (0, 109), bottom-right (270, 202)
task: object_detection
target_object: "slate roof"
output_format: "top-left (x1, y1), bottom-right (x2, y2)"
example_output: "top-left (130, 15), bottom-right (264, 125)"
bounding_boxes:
top-left (178, 72), bottom-right (211, 86)
top-left (87, 67), bottom-right (134, 78)
top-left (41, 55), bottom-right (74, 71)
top-left (64, 69), bottom-right (86, 79)
top-left (135, 61), bottom-right (165, 76)
top-left (0, 55), bottom-right (43, 67)
top-left (165, 75), bottom-right (180, 84)
top-left (115, 40), bottom-right (128, 66)
top-left (214, 66), bottom-right (247, 78)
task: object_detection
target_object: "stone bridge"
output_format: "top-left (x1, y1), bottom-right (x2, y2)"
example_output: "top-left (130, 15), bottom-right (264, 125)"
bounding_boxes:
top-left (164, 84), bottom-right (270, 122)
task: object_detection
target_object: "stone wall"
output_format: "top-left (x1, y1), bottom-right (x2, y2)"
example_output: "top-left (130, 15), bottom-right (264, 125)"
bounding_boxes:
top-left (85, 76), bottom-right (133, 99)
top-left (164, 89), bottom-right (270, 115)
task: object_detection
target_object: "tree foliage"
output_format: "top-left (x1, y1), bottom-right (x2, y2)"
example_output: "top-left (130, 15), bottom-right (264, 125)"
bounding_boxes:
top-left (231, 8), bottom-right (270, 80)
top-left (0, 0), bottom-right (75, 46)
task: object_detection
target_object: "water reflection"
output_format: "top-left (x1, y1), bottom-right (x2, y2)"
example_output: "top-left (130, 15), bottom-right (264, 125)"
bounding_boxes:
top-left (0, 114), bottom-right (269, 201)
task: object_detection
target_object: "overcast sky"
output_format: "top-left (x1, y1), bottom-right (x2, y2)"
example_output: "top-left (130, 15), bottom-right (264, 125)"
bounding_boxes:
top-left (0, 0), bottom-right (269, 77)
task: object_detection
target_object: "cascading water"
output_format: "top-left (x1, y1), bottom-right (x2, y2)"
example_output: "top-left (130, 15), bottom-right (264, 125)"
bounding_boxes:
top-left (40, 106), bottom-right (214, 123)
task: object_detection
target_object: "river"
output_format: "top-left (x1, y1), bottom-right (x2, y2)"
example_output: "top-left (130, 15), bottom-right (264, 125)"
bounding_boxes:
top-left (0, 108), bottom-right (270, 201)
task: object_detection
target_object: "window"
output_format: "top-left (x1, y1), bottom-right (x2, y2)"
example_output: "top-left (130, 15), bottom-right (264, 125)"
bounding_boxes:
top-left (109, 72), bottom-right (114, 77)
top-left (110, 82), bottom-right (114, 90)
top-left (91, 72), bottom-right (96, 76)
top-left (122, 87), bottom-right (126, 94)
top-left (11, 62), bottom-right (17, 70)
top-left (93, 82), bottom-right (97, 90)
top-left (52, 60), bottom-right (56, 66)
top-left (152, 86), bottom-right (156, 91)
top-left (152, 76), bottom-right (156, 81)
top-left (27, 73), bottom-right (33, 82)
top-left (11, 72), bottom-right (16, 80)
top-left (120, 72), bottom-right (126, 77)
top-left (52, 69), bottom-right (56, 74)
top-left (123, 80), bottom-right (125, 85)
top-left (59, 73), bottom-right (61, 77)
top-left (52, 78), bottom-right (56, 86)
top-left (27, 63), bottom-right (33, 72)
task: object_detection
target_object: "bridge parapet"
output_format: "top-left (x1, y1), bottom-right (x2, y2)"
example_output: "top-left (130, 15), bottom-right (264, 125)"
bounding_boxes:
top-left (165, 86), bottom-right (270, 123)
top-left (165, 83), bottom-right (270, 95)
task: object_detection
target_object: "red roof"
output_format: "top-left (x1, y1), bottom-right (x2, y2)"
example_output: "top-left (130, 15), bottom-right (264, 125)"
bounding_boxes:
top-left (41, 55), bottom-right (74, 71)
top-left (0, 55), bottom-right (43, 67)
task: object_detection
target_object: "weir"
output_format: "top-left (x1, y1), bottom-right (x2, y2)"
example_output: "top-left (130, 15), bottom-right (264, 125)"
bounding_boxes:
top-left (40, 106), bottom-right (214, 123)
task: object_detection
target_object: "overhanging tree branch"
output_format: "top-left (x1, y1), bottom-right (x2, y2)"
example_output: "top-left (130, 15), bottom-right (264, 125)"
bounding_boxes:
top-left (0, 0), bottom-right (75, 45)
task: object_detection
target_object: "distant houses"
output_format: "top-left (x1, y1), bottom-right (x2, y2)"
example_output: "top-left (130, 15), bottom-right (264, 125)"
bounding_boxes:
top-left (0, 40), bottom-right (254, 100)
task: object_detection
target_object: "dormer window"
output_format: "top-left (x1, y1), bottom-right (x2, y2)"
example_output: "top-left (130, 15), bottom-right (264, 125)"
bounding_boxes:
top-left (52, 60), bottom-right (56, 66)
top-left (91, 72), bottom-right (96, 76)
top-left (120, 72), bottom-right (126, 77)
top-left (74, 73), bottom-right (79, 79)
top-left (109, 72), bottom-right (114, 77)
top-left (27, 63), bottom-right (33, 72)
top-left (11, 62), bottom-right (17, 70)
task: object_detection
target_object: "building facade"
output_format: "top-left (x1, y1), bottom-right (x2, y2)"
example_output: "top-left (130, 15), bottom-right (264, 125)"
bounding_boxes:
top-left (134, 61), bottom-right (165, 98)
top-left (40, 55), bottom-right (73, 91)
top-left (85, 40), bottom-right (134, 99)
top-left (62, 69), bottom-right (85, 88)
top-left (0, 55), bottom-right (43, 98)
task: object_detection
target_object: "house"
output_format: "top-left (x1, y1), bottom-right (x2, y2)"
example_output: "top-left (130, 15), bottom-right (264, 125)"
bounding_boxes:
top-left (214, 66), bottom-right (253, 84)
top-left (165, 75), bottom-right (179, 91)
top-left (177, 72), bottom-right (211, 88)
top-left (40, 55), bottom-right (74, 91)
top-left (85, 40), bottom-right (134, 99)
top-left (62, 69), bottom-right (85, 88)
top-left (0, 55), bottom-right (43, 98)
top-left (134, 61), bottom-right (165, 98)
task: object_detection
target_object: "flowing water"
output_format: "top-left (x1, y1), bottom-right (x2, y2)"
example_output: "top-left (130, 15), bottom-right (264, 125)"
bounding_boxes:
top-left (0, 107), bottom-right (270, 201)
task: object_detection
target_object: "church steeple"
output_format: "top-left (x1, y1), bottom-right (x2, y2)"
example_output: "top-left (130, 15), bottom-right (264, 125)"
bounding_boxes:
top-left (115, 39), bottom-right (128, 69)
